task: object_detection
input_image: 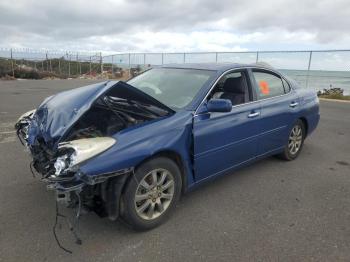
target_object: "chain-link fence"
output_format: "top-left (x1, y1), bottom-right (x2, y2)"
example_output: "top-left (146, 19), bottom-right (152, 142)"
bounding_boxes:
top-left (103, 50), bottom-right (350, 95)
top-left (1, 48), bottom-right (349, 94)
top-left (0, 48), bottom-right (102, 79)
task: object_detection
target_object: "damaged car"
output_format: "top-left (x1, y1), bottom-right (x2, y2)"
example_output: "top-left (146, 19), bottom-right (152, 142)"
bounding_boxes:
top-left (15, 63), bottom-right (319, 231)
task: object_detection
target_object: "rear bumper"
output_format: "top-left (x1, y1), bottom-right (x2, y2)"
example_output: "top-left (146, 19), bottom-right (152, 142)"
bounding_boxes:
top-left (307, 113), bottom-right (320, 136)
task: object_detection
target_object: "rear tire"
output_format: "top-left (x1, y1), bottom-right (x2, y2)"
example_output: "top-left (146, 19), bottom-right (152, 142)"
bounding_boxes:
top-left (121, 157), bottom-right (182, 231)
top-left (278, 119), bottom-right (305, 161)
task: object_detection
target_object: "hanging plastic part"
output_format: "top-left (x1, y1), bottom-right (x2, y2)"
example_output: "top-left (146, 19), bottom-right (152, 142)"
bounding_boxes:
top-left (16, 128), bottom-right (25, 146)
top-left (71, 191), bottom-right (83, 245)
top-left (29, 161), bottom-right (36, 178)
top-left (53, 190), bottom-right (83, 254)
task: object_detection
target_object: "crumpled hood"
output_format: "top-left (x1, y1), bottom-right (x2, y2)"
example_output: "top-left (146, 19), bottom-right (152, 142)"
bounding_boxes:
top-left (27, 80), bottom-right (173, 149)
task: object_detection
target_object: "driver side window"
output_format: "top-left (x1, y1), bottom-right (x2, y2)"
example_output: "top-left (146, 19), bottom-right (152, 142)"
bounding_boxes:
top-left (208, 70), bottom-right (252, 106)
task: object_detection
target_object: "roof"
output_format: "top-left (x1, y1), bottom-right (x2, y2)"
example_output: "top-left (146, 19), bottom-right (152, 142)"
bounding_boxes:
top-left (161, 62), bottom-right (275, 73)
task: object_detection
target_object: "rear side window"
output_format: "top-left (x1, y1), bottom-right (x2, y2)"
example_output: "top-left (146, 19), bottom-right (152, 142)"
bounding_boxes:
top-left (252, 71), bottom-right (285, 99)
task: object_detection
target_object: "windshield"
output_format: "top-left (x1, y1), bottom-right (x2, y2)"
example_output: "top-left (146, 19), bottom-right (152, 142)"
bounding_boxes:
top-left (127, 68), bottom-right (215, 109)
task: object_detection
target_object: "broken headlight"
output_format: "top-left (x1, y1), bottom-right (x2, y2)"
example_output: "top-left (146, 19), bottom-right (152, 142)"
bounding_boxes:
top-left (16, 109), bottom-right (36, 123)
top-left (15, 109), bottom-right (36, 145)
top-left (54, 137), bottom-right (116, 176)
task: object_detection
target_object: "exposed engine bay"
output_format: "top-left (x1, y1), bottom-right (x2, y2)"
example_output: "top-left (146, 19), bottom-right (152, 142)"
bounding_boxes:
top-left (66, 95), bottom-right (166, 141)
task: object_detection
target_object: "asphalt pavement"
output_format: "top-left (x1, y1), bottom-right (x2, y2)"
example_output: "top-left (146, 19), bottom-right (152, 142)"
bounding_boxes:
top-left (0, 79), bottom-right (349, 261)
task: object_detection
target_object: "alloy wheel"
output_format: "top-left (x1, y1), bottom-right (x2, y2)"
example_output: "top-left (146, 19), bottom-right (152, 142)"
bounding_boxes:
top-left (288, 125), bottom-right (303, 155)
top-left (134, 168), bottom-right (175, 220)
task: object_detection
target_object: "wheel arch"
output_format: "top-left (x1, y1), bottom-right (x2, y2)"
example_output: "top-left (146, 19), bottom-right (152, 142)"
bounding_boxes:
top-left (299, 116), bottom-right (309, 136)
top-left (137, 150), bottom-right (187, 194)
top-left (120, 150), bottom-right (188, 197)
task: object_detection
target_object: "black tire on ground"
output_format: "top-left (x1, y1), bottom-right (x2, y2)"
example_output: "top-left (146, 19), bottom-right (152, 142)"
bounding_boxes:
top-left (278, 119), bottom-right (306, 161)
top-left (120, 157), bottom-right (182, 231)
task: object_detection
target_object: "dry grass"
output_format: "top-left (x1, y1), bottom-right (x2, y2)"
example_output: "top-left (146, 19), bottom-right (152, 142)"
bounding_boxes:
top-left (318, 94), bottom-right (350, 100)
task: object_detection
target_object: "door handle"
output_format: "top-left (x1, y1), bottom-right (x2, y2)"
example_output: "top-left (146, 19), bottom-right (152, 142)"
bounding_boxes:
top-left (290, 102), bottom-right (299, 108)
top-left (248, 112), bottom-right (260, 118)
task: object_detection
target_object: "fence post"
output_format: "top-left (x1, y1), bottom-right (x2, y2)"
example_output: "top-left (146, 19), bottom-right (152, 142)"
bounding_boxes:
top-left (58, 59), bottom-right (61, 75)
top-left (144, 53), bottom-right (146, 66)
top-left (46, 52), bottom-right (49, 71)
top-left (89, 56), bottom-right (92, 75)
top-left (183, 53), bottom-right (186, 63)
top-left (161, 53), bottom-right (164, 65)
top-left (307, 51), bottom-right (313, 71)
top-left (256, 51), bottom-right (259, 63)
top-left (76, 53), bottom-right (79, 75)
top-left (10, 48), bottom-right (14, 77)
top-left (111, 55), bottom-right (114, 76)
top-left (215, 52), bottom-right (218, 63)
top-left (306, 51), bottom-right (313, 88)
top-left (68, 54), bottom-right (71, 77)
top-left (100, 52), bottom-right (103, 74)
top-left (128, 53), bottom-right (131, 78)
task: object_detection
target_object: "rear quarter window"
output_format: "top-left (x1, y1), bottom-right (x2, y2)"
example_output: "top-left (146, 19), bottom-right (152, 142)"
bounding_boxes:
top-left (252, 71), bottom-right (286, 99)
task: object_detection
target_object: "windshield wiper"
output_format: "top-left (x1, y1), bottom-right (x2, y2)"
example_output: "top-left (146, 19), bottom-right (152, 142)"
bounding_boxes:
top-left (105, 97), bottom-right (168, 118)
top-left (128, 100), bottom-right (166, 117)
top-left (101, 97), bottom-right (131, 126)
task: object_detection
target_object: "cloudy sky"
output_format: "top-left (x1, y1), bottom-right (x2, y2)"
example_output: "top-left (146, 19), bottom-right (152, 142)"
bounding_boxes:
top-left (0, 0), bottom-right (349, 53)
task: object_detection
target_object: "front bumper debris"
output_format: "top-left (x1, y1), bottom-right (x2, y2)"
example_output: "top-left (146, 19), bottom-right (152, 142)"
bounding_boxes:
top-left (15, 111), bottom-right (133, 214)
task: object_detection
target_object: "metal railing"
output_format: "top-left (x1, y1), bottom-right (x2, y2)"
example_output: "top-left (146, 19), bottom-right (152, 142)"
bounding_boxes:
top-left (1, 48), bottom-right (350, 94)
top-left (102, 50), bottom-right (350, 94)
top-left (0, 48), bottom-right (102, 78)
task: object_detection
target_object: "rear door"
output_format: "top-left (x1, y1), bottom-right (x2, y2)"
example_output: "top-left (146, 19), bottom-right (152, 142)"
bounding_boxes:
top-left (250, 69), bottom-right (300, 156)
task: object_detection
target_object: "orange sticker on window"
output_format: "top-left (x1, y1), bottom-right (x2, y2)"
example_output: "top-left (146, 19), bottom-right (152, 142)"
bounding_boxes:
top-left (259, 80), bottom-right (270, 95)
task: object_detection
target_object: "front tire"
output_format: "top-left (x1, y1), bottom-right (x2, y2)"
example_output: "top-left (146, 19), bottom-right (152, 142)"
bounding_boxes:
top-left (278, 119), bottom-right (305, 161)
top-left (121, 157), bottom-right (182, 230)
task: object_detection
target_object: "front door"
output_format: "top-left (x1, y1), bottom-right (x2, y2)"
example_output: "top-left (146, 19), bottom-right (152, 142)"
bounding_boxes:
top-left (193, 70), bottom-right (261, 182)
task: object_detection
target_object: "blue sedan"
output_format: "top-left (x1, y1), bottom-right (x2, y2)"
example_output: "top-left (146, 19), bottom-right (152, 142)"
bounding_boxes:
top-left (15, 63), bottom-right (319, 230)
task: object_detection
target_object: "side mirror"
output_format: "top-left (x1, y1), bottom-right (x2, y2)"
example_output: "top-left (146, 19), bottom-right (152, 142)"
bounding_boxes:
top-left (207, 99), bottom-right (232, 113)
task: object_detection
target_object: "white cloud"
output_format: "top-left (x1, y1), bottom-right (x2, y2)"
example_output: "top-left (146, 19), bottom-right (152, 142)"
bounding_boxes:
top-left (0, 0), bottom-right (349, 52)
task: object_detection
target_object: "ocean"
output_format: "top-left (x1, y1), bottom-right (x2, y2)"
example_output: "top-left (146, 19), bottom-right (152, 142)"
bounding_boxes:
top-left (281, 70), bottom-right (350, 95)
